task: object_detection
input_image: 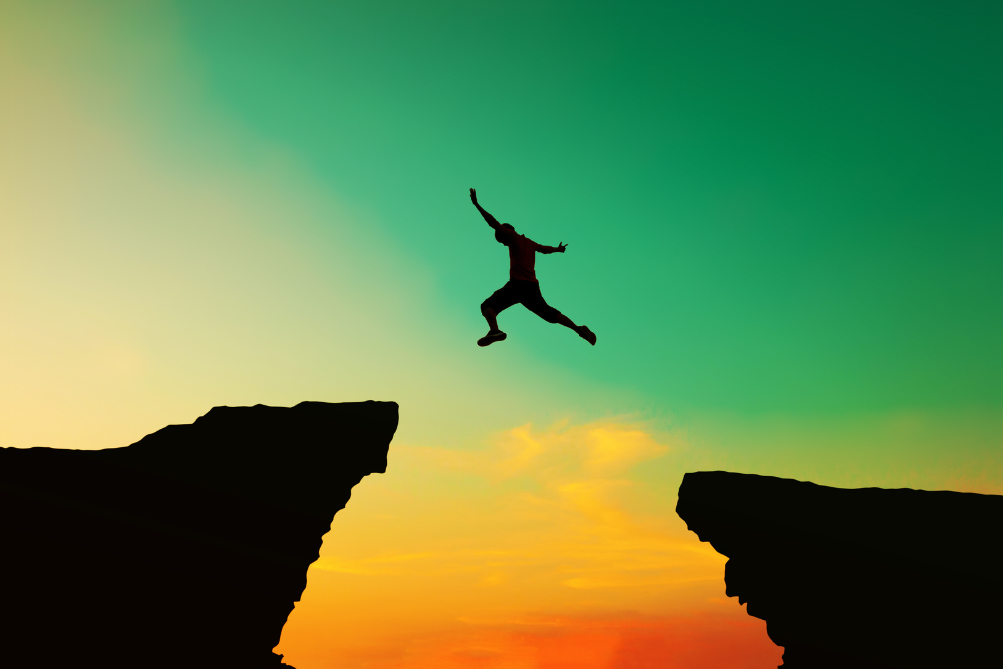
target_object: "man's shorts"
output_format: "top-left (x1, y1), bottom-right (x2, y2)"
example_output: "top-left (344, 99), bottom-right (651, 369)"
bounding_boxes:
top-left (482, 280), bottom-right (563, 323)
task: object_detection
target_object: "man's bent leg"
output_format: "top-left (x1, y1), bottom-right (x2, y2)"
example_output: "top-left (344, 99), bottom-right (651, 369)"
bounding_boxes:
top-left (481, 305), bottom-right (500, 332)
top-left (481, 282), bottom-right (519, 332)
top-left (479, 283), bottom-right (519, 347)
top-left (478, 304), bottom-right (507, 346)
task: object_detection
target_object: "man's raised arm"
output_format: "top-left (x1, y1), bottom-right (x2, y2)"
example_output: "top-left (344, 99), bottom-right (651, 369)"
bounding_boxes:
top-left (470, 188), bottom-right (501, 230)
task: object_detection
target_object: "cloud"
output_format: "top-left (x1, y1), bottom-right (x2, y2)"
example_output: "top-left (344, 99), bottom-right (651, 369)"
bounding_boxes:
top-left (583, 426), bottom-right (667, 473)
top-left (314, 552), bottom-right (441, 575)
top-left (330, 420), bottom-right (721, 589)
top-left (493, 421), bottom-right (669, 479)
top-left (403, 420), bottom-right (673, 481)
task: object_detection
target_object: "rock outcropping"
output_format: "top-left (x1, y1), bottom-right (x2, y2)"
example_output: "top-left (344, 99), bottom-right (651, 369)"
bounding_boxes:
top-left (676, 471), bottom-right (1003, 668)
top-left (0, 401), bottom-right (398, 669)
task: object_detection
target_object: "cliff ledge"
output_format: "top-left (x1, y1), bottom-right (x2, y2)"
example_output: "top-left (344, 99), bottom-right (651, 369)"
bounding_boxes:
top-left (0, 400), bottom-right (398, 668)
top-left (676, 471), bottom-right (1003, 668)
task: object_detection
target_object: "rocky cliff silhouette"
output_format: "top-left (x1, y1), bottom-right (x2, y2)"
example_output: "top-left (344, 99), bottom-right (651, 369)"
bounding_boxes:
top-left (676, 471), bottom-right (1003, 668)
top-left (0, 400), bottom-right (398, 669)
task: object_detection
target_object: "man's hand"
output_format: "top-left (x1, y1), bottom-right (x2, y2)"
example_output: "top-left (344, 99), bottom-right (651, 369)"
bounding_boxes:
top-left (557, 242), bottom-right (567, 253)
top-left (470, 188), bottom-right (501, 229)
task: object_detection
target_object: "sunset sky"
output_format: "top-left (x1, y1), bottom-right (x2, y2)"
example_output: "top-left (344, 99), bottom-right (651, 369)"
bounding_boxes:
top-left (2, 1), bottom-right (1001, 667)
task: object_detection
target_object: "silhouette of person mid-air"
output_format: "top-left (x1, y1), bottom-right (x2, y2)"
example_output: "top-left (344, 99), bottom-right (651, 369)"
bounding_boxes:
top-left (470, 188), bottom-right (596, 347)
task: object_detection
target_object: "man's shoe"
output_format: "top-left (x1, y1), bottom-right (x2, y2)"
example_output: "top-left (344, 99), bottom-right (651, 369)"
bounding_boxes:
top-left (478, 330), bottom-right (507, 347)
top-left (579, 326), bottom-right (596, 346)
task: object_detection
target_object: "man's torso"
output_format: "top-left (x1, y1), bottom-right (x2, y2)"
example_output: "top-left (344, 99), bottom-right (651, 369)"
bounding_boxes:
top-left (502, 230), bottom-right (540, 282)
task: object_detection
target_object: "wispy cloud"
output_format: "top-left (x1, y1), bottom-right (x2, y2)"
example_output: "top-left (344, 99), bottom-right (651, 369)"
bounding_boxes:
top-left (320, 420), bottom-right (720, 586)
top-left (402, 420), bottom-right (673, 480)
top-left (314, 552), bottom-right (442, 575)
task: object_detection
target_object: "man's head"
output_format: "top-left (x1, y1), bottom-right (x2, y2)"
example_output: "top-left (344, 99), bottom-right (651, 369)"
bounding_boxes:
top-left (495, 223), bottom-right (515, 245)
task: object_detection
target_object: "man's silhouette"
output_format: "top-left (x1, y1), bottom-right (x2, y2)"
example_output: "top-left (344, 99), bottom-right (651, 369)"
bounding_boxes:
top-left (470, 188), bottom-right (596, 347)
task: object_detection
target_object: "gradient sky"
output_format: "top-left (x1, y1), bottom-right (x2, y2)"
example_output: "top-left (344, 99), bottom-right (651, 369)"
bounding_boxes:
top-left (2, 1), bottom-right (1001, 667)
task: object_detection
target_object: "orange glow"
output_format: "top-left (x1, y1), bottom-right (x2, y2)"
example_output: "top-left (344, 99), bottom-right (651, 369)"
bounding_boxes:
top-left (280, 610), bottom-right (781, 669)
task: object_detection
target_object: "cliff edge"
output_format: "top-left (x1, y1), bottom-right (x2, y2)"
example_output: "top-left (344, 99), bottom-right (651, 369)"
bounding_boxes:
top-left (0, 400), bottom-right (398, 669)
top-left (676, 471), bottom-right (1003, 668)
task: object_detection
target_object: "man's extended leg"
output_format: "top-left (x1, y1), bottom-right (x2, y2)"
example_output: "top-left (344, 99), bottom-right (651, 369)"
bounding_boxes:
top-left (523, 283), bottom-right (596, 346)
top-left (552, 312), bottom-right (597, 346)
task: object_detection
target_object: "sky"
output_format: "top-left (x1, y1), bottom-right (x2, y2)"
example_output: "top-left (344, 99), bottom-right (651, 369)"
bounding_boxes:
top-left (1, 1), bottom-right (1001, 667)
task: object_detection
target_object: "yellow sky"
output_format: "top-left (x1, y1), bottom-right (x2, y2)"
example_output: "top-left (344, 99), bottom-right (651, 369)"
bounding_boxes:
top-left (277, 419), bottom-right (779, 668)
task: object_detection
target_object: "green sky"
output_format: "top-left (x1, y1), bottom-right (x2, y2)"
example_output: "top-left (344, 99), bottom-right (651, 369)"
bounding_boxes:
top-left (171, 0), bottom-right (1002, 412)
top-left (3, 0), bottom-right (1001, 476)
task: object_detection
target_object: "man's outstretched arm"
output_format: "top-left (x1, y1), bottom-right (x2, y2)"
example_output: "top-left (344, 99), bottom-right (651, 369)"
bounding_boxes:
top-left (470, 188), bottom-right (501, 230)
top-left (538, 241), bottom-right (568, 254)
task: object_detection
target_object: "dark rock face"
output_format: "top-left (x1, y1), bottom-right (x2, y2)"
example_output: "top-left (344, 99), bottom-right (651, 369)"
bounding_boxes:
top-left (676, 471), bottom-right (1003, 669)
top-left (0, 401), bottom-right (398, 669)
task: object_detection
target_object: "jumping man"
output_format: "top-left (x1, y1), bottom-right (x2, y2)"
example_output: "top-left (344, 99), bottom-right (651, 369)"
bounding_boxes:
top-left (470, 188), bottom-right (596, 347)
